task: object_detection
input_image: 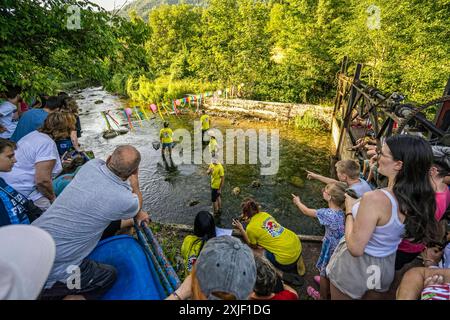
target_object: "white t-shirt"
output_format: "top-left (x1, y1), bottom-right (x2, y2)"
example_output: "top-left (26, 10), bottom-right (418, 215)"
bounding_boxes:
top-left (0, 131), bottom-right (62, 201)
top-left (0, 101), bottom-right (18, 139)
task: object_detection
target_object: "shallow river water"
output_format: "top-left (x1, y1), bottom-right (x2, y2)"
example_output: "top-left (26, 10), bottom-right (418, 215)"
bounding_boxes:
top-left (75, 87), bottom-right (332, 236)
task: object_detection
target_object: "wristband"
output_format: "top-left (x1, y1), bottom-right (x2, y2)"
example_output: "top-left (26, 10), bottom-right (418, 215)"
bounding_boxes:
top-left (172, 290), bottom-right (182, 300)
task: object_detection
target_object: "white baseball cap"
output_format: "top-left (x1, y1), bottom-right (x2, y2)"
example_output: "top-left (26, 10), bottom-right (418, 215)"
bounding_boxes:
top-left (211, 156), bottom-right (219, 164)
top-left (0, 225), bottom-right (56, 300)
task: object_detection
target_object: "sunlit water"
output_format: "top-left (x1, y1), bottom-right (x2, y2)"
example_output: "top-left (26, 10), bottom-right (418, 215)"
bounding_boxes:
top-left (75, 87), bottom-right (332, 236)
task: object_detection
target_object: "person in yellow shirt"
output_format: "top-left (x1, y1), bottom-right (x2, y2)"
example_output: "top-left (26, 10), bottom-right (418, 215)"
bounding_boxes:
top-left (232, 198), bottom-right (302, 274)
top-left (181, 211), bottom-right (216, 277)
top-left (199, 110), bottom-right (210, 143)
top-left (208, 133), bottom-right (218, 158)
top-left (159, 121), bottom-right (173, 157)
top-left (206, 157), bottom-right (224, 214)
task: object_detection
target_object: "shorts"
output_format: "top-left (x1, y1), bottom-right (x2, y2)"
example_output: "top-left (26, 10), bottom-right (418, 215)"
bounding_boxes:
top-left (33, 196), bottom-right (52, 211)
top-left (265, 250), bottom-right (299, 274)
top-left (326, 238), bottom-right (396, 299)
top-left (162, 142), bottom-right (173, 149)
top-left (39, 259), bottom-right (117, 300)
top-left (211, 188), bottom-right (221, 202)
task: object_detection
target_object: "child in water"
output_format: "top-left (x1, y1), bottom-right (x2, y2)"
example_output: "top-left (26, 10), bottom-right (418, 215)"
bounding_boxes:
top-left (208, 133), bottom-right (218, 158)
top-left (292, 182), bottom-right (347, 300)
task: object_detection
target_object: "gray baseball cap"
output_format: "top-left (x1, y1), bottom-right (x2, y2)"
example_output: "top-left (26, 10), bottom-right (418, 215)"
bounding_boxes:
top-left (195, 235), bottom-right (256, 300)
top-left (0, 225), bottom-right (55, 300)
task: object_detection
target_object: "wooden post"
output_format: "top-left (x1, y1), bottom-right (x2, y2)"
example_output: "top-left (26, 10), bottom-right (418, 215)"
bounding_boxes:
top-left (333, 56), bottom-right (348, 117)
top-left (335, 63), bottom-right (362, 158)
top-left (433, 77), bottom-right (450, 131)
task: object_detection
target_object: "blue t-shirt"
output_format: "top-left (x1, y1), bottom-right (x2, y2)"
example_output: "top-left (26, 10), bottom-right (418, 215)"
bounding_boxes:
top-left (52, 166), bottom-right (83, 196)
top-left (11, 108), bottom-right (48, 142)
top-left (316, 208), bottom-right (345, 276)
top-left (0, 177), bottom-right (30, 226)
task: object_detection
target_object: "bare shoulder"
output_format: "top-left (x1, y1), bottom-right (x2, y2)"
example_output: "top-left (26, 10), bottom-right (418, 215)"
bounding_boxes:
top-left (359, 189), bottom-right (392, 212)
top-left (360, 189), bottom-right (389, 202)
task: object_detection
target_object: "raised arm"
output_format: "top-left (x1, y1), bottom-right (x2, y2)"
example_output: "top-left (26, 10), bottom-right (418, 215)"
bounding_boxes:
top-left (306, 170), bottom-right (338, 185)
top-left (292, 194), bottom-right (317, 218)
top-left (232, 219), bottom-right (257, 249)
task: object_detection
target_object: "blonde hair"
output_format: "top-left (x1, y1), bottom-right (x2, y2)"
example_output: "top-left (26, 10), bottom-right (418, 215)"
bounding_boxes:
top-left (335, 160), bottom-right (360, 179)
top-left (38, 112), bottom-right (76, 141)
top-left (325, 182), bottom-right (347, 209)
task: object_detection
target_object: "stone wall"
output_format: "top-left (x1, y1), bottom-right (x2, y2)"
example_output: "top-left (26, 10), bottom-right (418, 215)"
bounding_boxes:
top-left (203, 98), bottom-right (332, 126)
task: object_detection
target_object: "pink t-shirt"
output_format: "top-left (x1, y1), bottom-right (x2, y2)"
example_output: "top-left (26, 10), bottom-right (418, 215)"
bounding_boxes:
top-left (398, 189), bottom-right (450, 253)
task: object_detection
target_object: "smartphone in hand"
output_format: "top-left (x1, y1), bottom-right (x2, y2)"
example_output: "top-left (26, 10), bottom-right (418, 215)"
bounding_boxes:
top-left (345, 188), bottom-right (359, 199)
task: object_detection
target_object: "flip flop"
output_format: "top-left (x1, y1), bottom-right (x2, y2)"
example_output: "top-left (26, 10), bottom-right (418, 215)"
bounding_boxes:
top-left (307, 286), bottom-right (320, 300)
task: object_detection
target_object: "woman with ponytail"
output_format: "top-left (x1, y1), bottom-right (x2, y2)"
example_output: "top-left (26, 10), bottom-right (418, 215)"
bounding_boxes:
top-left (327, 135), bottom-right (439, 300)
top-left (181, 211), bottom-right (216, 276)
top-left (233, 198), bottom-right (302, 274)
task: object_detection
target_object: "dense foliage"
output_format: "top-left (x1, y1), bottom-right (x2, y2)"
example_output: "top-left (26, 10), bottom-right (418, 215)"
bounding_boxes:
top-left (1, 0), bottom-right (448, 105)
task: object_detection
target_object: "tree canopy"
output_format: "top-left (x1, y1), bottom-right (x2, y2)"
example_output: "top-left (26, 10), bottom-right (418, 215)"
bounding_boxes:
top-left (1, 0), bottom-right (448, 105)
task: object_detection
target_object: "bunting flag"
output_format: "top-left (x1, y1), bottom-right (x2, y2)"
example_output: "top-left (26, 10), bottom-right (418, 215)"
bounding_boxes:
top-left (121, 86), bottom-right (237, 120)
top-left (133, 106), bottom-right (143, 127)
top-left (123, 110), bottom-right (134, 131)
top-left (101, 111), bottom-right (112, 130)
top-left (157, 105), bottom-right (165, 120)
top-left (140, 105), bottom-right (150, 121)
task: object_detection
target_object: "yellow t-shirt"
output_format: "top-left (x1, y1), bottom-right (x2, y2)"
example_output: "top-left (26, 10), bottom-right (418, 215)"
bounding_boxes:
top-left (181, 235), bottom-right (203, 274)
top-left (209, 163), bottom-right (224, 189)
top-left (160, 128), bottom-right (173, 144)
top-left (246, 212), bottom-right (301, 265)
top-left (209, 138), bottom-right (218, 153)
top-left (200, 115), bottom-right (210, 130)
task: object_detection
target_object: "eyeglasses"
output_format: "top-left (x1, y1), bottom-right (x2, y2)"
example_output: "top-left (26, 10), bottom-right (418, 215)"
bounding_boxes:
top-left (376, 150), bottom-right (393, 159)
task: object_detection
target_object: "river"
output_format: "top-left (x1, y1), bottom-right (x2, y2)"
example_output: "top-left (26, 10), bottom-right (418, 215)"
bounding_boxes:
top-left (75, 87), bottom-right (332, 236)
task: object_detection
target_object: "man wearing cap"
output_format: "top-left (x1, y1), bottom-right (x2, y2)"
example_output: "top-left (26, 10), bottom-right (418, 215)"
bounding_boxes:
top-left (207, 157), bottom-right (224, 215)
top-left (167, 236), bottom-right (256, 300)
top-left (33, 145), bottom-right (150, 300)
